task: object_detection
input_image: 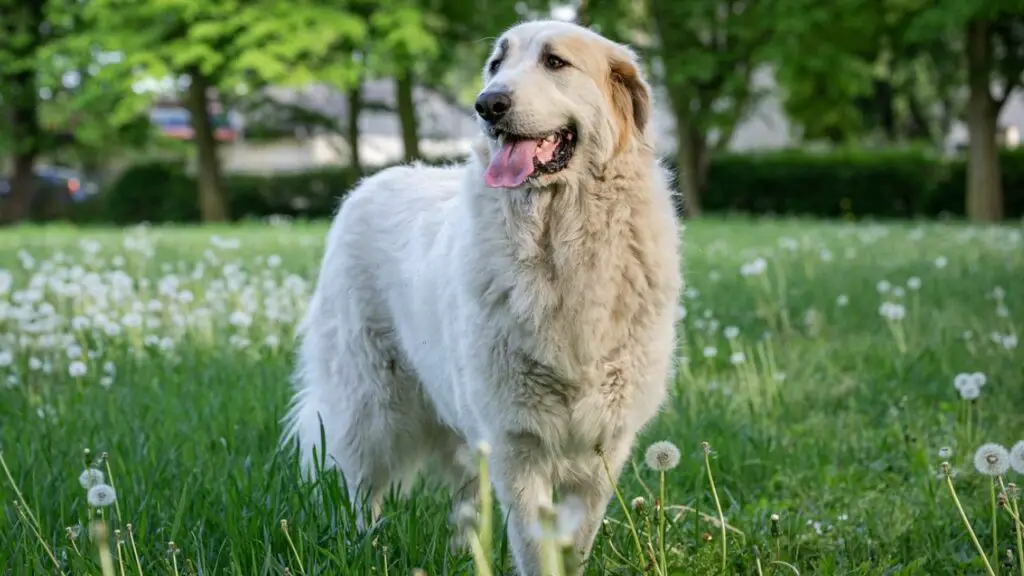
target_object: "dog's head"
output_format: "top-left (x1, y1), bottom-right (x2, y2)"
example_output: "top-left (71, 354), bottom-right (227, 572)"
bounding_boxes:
top-left (473, 20), bottom-right (652, 189)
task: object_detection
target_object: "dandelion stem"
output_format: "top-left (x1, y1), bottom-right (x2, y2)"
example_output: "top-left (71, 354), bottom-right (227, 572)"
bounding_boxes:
top-left (998, 478), bottom-right (1024, 576)
top-left (126, 524), bottom-right (143, 576)
top-left (477, 445), bottom-right (493, 563)
top-left (993, 478), bottom-right (1000, 574)
top-left (280, 520), bottom-right (305, 576)
top-left (598, 450), bottom-right (646, 566)
top-left (702, 446), bottom-right (728, 572)
top-left (465, 531), bottom-right (494, 576)
top-left (1015, 498), bottom-right (1024, 576)
top-left (92, 521), bottom-right (117, 576)
top-left (115, 534), bottom-right (127, 576)
top-left (104, 458), bottom-right (123, 523)
top-left (945, 473), bottom-right (996, 576)
top-left (659, 470), bottom-right (668, 574)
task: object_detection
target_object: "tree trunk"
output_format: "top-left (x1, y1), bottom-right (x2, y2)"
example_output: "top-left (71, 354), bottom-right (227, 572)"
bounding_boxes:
top-left (186, 67), bottom-right (229, 222)
top-left (576, 0), bottom-right (589, 27)
top-left (965, 19), bottom-right (1003, 222)
top-left (0, 1), bottom-right (44, 226)
top-left (395, 71), bottom-right (421, 162)
top-left (347, 83), bottom-right (363, 173)
top-left (1, 77), bottom-right (40, 225)
top-left (675, 122), bottom-right (708, 218)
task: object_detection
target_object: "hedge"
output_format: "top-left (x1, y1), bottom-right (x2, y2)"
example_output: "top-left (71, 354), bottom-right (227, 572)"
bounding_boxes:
top-left (55, 148), bottom-right (1024, 224)
top-left (701, 147), bottom-right (1024, 219)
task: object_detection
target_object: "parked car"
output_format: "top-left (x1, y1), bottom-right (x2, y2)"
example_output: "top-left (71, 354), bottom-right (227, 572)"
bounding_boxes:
top-left (0, 166), bottom-right (99, 203)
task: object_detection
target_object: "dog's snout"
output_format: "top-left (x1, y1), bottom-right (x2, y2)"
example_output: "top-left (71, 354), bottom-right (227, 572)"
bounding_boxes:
top-left (474, 91), bottom-right (512, 124)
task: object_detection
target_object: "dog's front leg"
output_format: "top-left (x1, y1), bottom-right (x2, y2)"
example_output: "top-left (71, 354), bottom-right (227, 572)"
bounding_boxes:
top-left (491, 435), bottom-right (553, 576)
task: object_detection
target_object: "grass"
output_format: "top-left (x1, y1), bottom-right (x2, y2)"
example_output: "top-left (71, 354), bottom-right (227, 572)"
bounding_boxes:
top-left (1, 216), bottom-right (1023, 575)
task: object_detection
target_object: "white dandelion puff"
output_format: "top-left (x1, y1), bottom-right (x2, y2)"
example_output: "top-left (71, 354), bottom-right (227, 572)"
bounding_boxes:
top-left (958, 383), bottom-right (980, 400)
top-left (876, 280), bottom-right (892, 294)
top-left (973, 443), bottom-right (1010, 476)
top-left (906, 277), bottom-right (921, 290)
top-left (68, 361), bottom-right (87, 378)
top-left (86, 483), bottom-right (117, 508)
top-left (729, 352), bottom-right (746, 365)
top-left (938, 447), bottom-right (953, 459)
top-left (878, 302), bottom-right (906, 321)
top-left (703, 346), bottom-right (718, 358)
top-left (645, 441), bottom-right (681, 471)
top-left (723, 326), bottom-right (739, 340)
top-left (740, 257), bottom-right (767, 277)
top-left (78, 468), bottom-right (105, 489)
top-left (1007, 441), bottom-right (1024, 474)
top-left (836, 294), bottom-right (849, 307)
top-left (1003, 334), bottom-right (1018, 350)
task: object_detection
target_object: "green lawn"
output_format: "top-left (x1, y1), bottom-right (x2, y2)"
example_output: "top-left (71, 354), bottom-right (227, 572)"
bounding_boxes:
top-left (1, 217), bottom-right (1022, 575)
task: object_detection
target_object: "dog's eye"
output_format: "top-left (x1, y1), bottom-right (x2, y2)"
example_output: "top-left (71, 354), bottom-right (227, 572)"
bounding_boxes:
top-left (544, 54), bottom-right (568, 70)
top-left (488, 58), bottom-right (502, 75)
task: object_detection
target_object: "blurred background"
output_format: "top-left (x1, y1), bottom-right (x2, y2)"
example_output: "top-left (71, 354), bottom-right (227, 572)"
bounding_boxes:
top-left (0, 0), bottom-right (1022, 226)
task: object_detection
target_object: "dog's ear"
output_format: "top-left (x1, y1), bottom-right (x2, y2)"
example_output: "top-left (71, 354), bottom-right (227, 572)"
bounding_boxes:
top-left (607, 46), bottom-right (651, 153)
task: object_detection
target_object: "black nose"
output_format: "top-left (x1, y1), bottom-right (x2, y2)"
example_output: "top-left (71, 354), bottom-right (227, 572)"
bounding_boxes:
top-left (475, 91), bottom-right (512, 124)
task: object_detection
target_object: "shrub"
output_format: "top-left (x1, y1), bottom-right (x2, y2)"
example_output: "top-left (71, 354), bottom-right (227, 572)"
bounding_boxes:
top-left (67, 148), bottom-right (1024, 224)
top-left (698, 147), bottom-right (1024, 220)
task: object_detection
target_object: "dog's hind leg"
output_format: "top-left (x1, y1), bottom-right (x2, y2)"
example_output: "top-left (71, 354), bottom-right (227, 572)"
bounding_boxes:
top-left (286, 320), bottom-right (429, 533)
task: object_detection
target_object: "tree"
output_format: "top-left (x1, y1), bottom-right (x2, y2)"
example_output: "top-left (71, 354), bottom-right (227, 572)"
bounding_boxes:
top-left (910, 1), bottom-right (1024, 222)
top-left (771, 0), bottom-right (964, 148)
top-left (50, 0), bottom-right (369, 221)
top-left (0, 0), bottom-right (46, 225)
top-left (645, 0), bottom-right (779, 217)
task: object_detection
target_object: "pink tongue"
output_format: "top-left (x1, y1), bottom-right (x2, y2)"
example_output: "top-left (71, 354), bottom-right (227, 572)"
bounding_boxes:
top-left (484, 140), bottom-right (538, 188)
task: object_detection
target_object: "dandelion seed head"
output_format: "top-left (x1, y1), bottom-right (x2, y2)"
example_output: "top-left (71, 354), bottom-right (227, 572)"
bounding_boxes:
top-left (958, 383), bottom-right (980, 400)
top-left (78, 468), bottom-right (105, 489)
top-left (86, 483), bottom-right (117, 508)
top-left (906, 277), bottom-right (921, 290)
top-left (938, 446), bottom-right (953, 459)
top-left (68, 361), bottom-right (87, 378)
top-left (974, 443), bottom-right (1010, 476)
top-left (1009, 441), bottom-right (1024, 474)
top-left (644, 441), bottom-right (681, 471)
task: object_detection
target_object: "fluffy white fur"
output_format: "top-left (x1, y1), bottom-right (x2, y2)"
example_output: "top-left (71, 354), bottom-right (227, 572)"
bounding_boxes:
top-left (283, 20), bottom-right (683, 575)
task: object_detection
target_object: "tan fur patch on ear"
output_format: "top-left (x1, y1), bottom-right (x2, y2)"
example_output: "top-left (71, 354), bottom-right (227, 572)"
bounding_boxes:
top-left (607, 56), bottom-right (651, 156)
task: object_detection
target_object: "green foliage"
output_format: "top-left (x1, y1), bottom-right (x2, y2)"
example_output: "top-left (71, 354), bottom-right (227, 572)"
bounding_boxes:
top-left (41, 0), bottom-right (374, 129)
top-left (771, 0), bottom-right (964, 145)
top-left (647, 0), bottom-right (779, 145)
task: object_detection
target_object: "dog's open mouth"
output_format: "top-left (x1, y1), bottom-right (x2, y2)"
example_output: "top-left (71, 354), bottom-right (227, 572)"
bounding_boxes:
top-left (483, 125), bottom-right (577, 188)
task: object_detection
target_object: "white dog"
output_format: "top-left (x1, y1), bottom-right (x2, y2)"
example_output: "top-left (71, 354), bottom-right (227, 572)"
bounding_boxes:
top-left (283, 19), bottom-right (683, 575)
